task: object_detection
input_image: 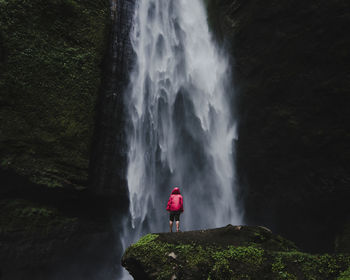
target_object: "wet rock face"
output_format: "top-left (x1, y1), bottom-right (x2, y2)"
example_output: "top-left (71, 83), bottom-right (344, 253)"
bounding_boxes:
top-left (122, 225), bottom-right (350, 280)
top-left (89, 0), bottom-right (135, 199)
top-left (208, 0), bottom-right (350, 252)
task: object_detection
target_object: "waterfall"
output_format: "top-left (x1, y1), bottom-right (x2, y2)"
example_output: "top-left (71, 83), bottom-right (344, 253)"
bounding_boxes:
top-left (120, 0), bottom-right (242, 277)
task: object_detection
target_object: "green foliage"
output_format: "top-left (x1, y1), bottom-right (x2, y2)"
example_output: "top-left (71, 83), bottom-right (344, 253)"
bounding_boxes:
top-left (0, 0), bottom-right (110, 189)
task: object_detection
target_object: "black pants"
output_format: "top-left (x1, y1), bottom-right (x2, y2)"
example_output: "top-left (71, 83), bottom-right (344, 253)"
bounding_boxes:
top-left (169, 211), bottom-right (181, 221)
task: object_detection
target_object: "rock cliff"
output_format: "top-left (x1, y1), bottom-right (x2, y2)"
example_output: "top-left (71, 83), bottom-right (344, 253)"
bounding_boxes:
top-left (207, 0), bottom-right (350, 252)
top-left (0, 0), bottom-right (109, 190)
top-left (1, 0), bottom-right (350, 278)
top-left (89, 0), bottom-right (135, 199)
top-left (122, 225), bottom-right (350, 280)
top-left (0, 0), bottom-right (125, 279)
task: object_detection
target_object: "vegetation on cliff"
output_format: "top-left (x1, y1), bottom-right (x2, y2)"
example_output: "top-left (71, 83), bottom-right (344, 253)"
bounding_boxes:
top-left (0, 0), bottom-right (110, 189)
top-left (122, 225), bottom-right (350, 280)
top-left (0, 1), bottom-right (118, 278)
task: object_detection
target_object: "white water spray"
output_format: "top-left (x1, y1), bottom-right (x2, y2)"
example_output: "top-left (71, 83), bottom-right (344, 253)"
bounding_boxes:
top-left (120, 0), bottom-right (242, 277)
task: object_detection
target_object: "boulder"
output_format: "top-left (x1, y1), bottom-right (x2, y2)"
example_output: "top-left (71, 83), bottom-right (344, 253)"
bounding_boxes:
top-left (122, 225), bottom-right (350, 280)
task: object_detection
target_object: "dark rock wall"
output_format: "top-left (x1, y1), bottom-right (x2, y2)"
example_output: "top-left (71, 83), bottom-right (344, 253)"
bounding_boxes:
top-left (0, 189), bottom-right (117, 280)
top-left (0, 0), bottom-right (110, 190)
top-left (0, 0), bottom-right (127, 279)
top-left (89, 0), bottom-right (135, 200)
top-left (208, 0), bottom-right (350, 252)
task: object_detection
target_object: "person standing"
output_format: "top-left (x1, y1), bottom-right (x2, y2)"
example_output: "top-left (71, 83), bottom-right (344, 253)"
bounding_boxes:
top-left (166, 187), bottom-right (184, 232)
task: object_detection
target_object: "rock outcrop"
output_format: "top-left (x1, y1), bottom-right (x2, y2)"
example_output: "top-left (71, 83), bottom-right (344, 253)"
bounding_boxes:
top-left (122, 225), bottom-right (350, 280)
top-left (207, 0), bottom-right (350, 252)
top-left (0, 0), bottom-right (126, 279)
top-left (0, 0), bottom-right (110, 190)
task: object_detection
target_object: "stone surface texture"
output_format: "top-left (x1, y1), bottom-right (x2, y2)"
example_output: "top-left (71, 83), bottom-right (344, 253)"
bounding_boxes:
top-left (207, 0), bottom-right (350, 252)
top-left (122, 225), bottom-right (350, 280)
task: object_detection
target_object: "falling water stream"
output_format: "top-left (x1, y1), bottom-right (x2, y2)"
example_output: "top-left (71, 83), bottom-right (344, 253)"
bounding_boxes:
top-left (120, 0), bottom-right (242, 278)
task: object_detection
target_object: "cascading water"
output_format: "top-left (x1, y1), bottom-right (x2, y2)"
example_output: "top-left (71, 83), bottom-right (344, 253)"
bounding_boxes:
top-left (120, 0), bottom-right (242, 277)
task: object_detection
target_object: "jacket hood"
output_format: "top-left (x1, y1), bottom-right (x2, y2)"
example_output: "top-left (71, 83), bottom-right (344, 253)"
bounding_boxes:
top-left (171, 187), bottom-right (181, 194)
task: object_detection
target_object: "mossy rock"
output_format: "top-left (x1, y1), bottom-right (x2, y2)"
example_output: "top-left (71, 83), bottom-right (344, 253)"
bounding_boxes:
top-left (122, 225), bottom-right (350, 280)
top-left (0, 0), bottom-right (110, 189)
top-left (0, 198), bottom-right (78, 235)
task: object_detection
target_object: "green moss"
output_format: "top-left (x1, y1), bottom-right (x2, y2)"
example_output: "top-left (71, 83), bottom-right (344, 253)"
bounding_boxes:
top-left (124, 233), bottom-right (350, 280)
top-left (210, 246), bottom-right (264, 280)
top-left (133, 233), bottom-right (159, 247)
top-left (0, 0), bottom-right (110, 189)
top-left (269, 251), bottom-right (350, 280)
top-left (125, 235), bottom-right (175, 280)
top-left (271, 255), bottom-right (297, 280)
top-left (337, 266), bottom-right (350, 280)
top-left (125, 236), bottom-right (265, 280)
top-left (0, 199), bottom-right (78, 234)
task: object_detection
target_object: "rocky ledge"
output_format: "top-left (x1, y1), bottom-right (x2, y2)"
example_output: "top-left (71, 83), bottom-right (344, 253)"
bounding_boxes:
top-left (122, 225), bottom-right (350, 280)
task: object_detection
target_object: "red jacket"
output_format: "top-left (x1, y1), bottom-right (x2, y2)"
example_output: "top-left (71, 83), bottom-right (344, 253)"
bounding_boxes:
top-left (166, 187), bottom-right (184, 212)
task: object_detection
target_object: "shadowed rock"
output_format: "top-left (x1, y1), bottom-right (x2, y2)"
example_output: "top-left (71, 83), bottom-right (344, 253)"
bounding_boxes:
top-left (208, 0), bottom-right (350, 253)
